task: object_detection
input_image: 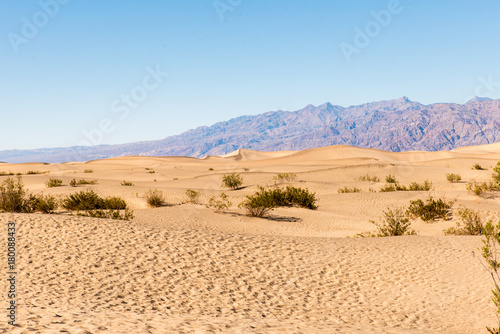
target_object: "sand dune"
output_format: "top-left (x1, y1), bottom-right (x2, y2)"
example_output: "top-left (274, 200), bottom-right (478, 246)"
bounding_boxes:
top-left (1, 143), bottom-right (500, 333)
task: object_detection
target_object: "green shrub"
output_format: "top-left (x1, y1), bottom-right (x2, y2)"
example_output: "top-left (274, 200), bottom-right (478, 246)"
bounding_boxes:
top-left (385, 174), bottom-right (397, 183)
top-left (35, 194), bottom-right (58, 214)
top-left (121, 181), bottom-right (134, 186)
top-left (206, 193), bottom-right (232, 213)
top-left (466, 180), bottom-right (499, 196)
top-left (70, 178), bottom-right (98, 187)
top-left (145, 189), bottom-right (165, 207)
top-left (239, 186), bottom-right (317, 217)
top-left (407, 197), bottom-right (454, 222)
top-left (27, 170), bottom-right (48, 175)
top-left (222, 173), bottom-right (243, 190)
top-left (472, 163), bottom-right (485, 170)
top-left (408, 180), bottom-right (433, 191)
top-left (357, 174), bottom-right (380, 182)
top-left (338, 186), bottom-right (361, 193)
top-left (273, 172), bottom-right (297, 183)
top-left (479, 221), bottom-right (500, 333)
top-left (185, 189), bottom-right (201, 203)
top-left (493, 162), bottom-right (500, 184)
top-left (148, 170), bottom-right (156, 174)
top-left (0, 171), bottom-right (15, 176)
top-left (45, 178), bottom-right (63, 188)
top-left (370, 208), bottom-right (416, 237)
top-left (379, 183), bottom-right (398, 192)
top-left (208, 167), bottom-right (214, 171)
top-left (0, 176), bottom-right (29, 212)
top-left (62, 189), bottom-right (132, 220)
top-left (446, 173), bottom-right (462, 183)
top-left (62, 189), bottom-right (105, 211)
top-left (443, 207), bottom-right (485, 235)
top-left (84, 169), bottom-right (94, 173)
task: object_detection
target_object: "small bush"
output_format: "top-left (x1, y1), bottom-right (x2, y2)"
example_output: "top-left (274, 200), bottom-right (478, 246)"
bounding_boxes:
top-left (444, 207), bottom-right (485, 235)
top-left (480, 221), bottom-right (500, 333)
top-left (446, 173), bottom-right (462, 183)
top-left (27, 170), bottom-right (48, 175)
top-left (145, 189), bottom-right (165, 207)
top-left (493, 162), bottom-right (500, 184)
top-left (407, 196), bottom-right (454, 222)
top-left (239, 186), bottom-right (317, 217)
top-left (385, 174), bottom-right (397, 183)
top-left (62, 189), bottom-right (132, 220)
top-left (338, 186), bottom-right (361, 193)
top-left (185, 189), bottom-right (201, 203)
top-left (45, 178), bottom-right (63, 188)
top-left (0, 176), bottom-right (30, 212)
top-left (472, 163), bottom-right (485, 170)
top-left (121, 181), bottom-right (134, 186)
top-left (70, 178), bottom-right (98, 187)
top-left (222, 173), bottom-right (243, 190)
top-left (0, 171), bottom-right (15, 176)
top-left (408, 180), bottom-right (433, 191)
top-left (357, 174), bottom-right (380, 182)
top-left (370, 208), bottom-right (416, 237)
top-left (35, 194), bottom-right (58, 214)
top-left (273, 173), bottom-right (297, 183)
top-left (207, 193), bottom-right (232, 213)
top-left (379, 183), bottom-right (398, 192)
top-left (84, 169), bottom-right (94, 173)
top-left (208, 168), bottom-right (214, 171)
top-left (148, 170), bottom-right (156, 174)
top-left (466, 180), bottom-right (499, 196)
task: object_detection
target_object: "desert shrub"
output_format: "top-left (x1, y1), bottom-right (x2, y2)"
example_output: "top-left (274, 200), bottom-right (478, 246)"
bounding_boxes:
top-left (446, 173), bottom-right (462, 183)
top-left (84, 169), bottom-right (94, 173)
top-left (479, 221), bottom-right (500, 333)
top-left (444, 207), bottom-right (485, 235)
top-left (185, 189), bottom-right (201, 203)
top-left (148, 170), bottom-right (156, 174)
top-left (357, 174), bottom-right (380, 182)
top-left (238, 187), bottom-right (279, 217)
top-left (0, 176), bottom-right (29, 212)
top-left (121, 181), bottom-right (134, 186)
top-left (338, 186), bottom-right (361, 193)
top-left (467, 180), bottom-right (499, 196)
top-left (273, 172), bottom-right (297, 183)
top-left (408, 180), bottom-right (433, 191)
top-left (407, 197), bottom-right (454, 222)
top-left (62, 189), bottom-right (106, 211)
top-left (282, 186), bottom-right (317, 209)
top-left (208, 168), bottom-right (214, 171)
top-left (35, 194), bottom-right (58, 214)
top-left (370, 208), bottom-right (416, 237)
top-left (45, 178), bottom-right (63, 188)
top-left (145, 189), bottom-right (165, 207)
top-left (379, 183), bottom-right (398, 192)
top-left (27, 170), bottom-right (48, 175)
top-left (62, 189), bottom-right (132, 220)
top-left (385, 174), bottom-right (397, 183)
top-left (222, 173), bottom-right (243, 190)
top-left (472, 163), bottom-right (485, 170)
top-left (239, 186), bottom-right (317, 217)
top-left (70, 178), bottom-right (98, 187)
top-left (493, 162), bottom-right (500, 184)
top-left (104, 196), bottom-right (127, 210)
top-left (206, 193), bottom-right (232, 213)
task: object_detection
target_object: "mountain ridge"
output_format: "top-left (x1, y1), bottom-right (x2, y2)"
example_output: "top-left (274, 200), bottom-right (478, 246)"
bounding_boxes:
top-left (2, 96), bottom-right (500, 163)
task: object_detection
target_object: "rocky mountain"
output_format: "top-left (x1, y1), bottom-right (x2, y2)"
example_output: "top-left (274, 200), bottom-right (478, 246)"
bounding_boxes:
top-left (2, 97), bottom-right (500, 163)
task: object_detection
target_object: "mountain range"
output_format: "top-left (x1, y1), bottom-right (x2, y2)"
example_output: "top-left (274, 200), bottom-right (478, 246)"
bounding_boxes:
top-left (2, 96), bottom-right (500, 163)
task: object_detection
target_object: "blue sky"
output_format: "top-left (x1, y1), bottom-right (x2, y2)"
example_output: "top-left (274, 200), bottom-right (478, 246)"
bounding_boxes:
top-left (1, 0), bottom-right (499, 150)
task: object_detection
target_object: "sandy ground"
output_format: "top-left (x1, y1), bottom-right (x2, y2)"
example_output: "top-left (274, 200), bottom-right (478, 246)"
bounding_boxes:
top-left (1, 144), bottom-right (500, 333)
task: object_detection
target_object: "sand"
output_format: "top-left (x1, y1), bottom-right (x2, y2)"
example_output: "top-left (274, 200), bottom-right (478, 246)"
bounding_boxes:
top-left (1, 143), bottom-right (500, 333)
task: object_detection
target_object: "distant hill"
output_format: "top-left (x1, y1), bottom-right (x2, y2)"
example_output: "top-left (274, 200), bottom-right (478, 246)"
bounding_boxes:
top-left (2, 97), bottom-right (500, 163)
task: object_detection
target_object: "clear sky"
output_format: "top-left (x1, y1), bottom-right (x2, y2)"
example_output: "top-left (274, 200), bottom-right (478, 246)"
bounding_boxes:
top-left (1, 0), bottom-right (499, 150)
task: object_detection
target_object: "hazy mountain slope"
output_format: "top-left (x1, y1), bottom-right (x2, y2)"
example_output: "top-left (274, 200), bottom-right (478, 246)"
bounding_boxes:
top-left (1, 97), bottom-right (499, 163)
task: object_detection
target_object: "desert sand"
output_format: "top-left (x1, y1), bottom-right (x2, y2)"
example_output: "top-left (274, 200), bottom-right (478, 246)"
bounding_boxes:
top-left (1, 144), bottom-right (500, 333)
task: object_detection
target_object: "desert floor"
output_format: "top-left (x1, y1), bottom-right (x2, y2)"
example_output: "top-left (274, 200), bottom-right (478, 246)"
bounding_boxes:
top-left (1, 143), bottom-right (500, 333)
